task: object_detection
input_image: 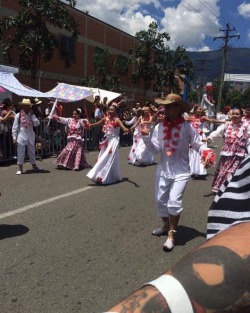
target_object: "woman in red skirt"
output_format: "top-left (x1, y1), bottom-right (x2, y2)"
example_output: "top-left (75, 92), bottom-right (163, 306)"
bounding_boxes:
top-left (53, 109), bottom-right (90, 170)
top-left (206, 107), bottom-right (250, 193)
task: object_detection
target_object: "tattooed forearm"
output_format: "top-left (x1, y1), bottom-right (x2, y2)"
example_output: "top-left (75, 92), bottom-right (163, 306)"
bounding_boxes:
top-left (141, 293), bottom-right (171, 313)
top-left (119, 289), bottom-right (148, 313)
top-left (106, 223), bottom-right (250, 313)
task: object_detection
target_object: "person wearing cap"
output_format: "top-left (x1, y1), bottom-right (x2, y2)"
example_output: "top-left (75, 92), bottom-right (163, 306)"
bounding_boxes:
top-left (12, 98), bottom-right (44, 175)
top-left (141, 94), bottom-right (215, 252)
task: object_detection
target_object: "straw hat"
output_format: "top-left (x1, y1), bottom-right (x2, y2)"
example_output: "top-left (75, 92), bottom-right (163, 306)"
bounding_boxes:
top-left (19, 98), bottom-right (32, 106)
top-left (34, 97), bottom-right (42, 104)
top-left (154, 94), bottom-right (190, 113)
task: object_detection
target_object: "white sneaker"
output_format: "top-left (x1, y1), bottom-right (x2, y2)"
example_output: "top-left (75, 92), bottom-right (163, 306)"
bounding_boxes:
top-left (16, 170), bottom-right (22, 175)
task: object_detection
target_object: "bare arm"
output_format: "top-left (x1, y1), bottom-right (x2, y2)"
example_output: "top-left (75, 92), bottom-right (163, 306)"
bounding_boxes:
top-left (202, 116), bottom-right (226, 124)
top-left (107, 222), bottom-right (250, 313)
top-left (116, 118), bottom-right (129, 133)
top-left (89, 117), bottom-right (106, 128)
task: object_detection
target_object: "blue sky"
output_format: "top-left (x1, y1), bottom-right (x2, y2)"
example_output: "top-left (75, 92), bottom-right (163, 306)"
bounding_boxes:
top-left (66, 0), bottom-right (250, 51)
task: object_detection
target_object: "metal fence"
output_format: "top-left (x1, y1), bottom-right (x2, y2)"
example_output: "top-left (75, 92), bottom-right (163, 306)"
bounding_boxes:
top-left (0, 119), bottom-right (133, 163)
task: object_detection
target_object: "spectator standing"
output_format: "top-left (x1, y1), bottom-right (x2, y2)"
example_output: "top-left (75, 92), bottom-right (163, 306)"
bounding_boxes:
top-left (44, 101), bottom-right (53, 117)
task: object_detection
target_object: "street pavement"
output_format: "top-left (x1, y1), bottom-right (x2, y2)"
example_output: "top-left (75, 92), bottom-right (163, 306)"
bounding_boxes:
top-left (0, 141), bottom-right (221, 313)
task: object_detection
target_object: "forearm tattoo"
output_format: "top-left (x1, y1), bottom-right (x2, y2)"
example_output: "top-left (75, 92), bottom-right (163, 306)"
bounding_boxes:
top-left (108, 241), bottom-right (249, 313)
top-left (114, 287), bottom-right (170, 313)
top-left (171, 246), bottom-right (250, 313)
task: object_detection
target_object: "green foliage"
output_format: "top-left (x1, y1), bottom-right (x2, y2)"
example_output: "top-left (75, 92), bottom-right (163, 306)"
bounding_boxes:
top-left (188, 89), bottom-right (198, 104)
top-left (80, 75), bottom-right (99, 88)
top-left (242, 87), bottom-right (250, 107)
top-left (64, 0), bottom-right (77, 7)
top-left (211, 79), bottom-right (250, 109)
top-left (91, 49), bottom-right (122, 91)
top-left (129, 22), bottom-right (193, 99)
top-left (224, 89), bottom-right (243, 107)
top-left (0, 0), bottom-right (79, 78)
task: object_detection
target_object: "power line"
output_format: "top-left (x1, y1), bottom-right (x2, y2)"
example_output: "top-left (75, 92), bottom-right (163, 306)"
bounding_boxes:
top-left (181, 0), bottom-right (220, 32)
top-left (199, 0), bottom-right (228, 25)
top-left (199, 0), bottom-right (246, 49)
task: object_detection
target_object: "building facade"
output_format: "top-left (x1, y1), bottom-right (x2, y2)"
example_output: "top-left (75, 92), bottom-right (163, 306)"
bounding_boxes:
top-left (0, 0), bottom-right (155, 110)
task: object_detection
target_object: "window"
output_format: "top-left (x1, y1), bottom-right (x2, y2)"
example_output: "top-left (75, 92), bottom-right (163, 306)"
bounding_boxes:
top-left (60, 35), bottom-right (76, 61)
top-left (117, 55), bottom-right (128, 75)
top-left (95, 47), bottom-right (104, 55)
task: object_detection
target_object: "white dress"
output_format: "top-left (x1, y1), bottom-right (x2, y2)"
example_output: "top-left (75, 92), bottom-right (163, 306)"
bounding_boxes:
top-left (134, 117), bottom-right (154, 166)
top-left (86, 117), bottom-right (122, 184)
top-left (189, 117), bottom-right (208, 176)
top-left (124, 116), bottom-right (140, 164)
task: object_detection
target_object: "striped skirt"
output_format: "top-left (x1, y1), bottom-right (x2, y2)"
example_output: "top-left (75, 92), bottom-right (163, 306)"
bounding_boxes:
top-left (207, 155), bottom-right (250, 239)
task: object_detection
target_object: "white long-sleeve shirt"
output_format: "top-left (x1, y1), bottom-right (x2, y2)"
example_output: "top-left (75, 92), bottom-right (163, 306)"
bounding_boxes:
top-left (143, 121), bottom-right (207, 178)
top-left (12, 112), bottom-right (40, 145)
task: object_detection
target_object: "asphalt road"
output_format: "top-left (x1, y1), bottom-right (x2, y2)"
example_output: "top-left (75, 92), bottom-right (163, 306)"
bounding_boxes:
top-left (0, 141), bottom-right (221, 313)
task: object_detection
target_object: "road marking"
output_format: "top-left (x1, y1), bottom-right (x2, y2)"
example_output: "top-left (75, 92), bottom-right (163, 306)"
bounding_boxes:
top-left (0, 186), bottom-right (94, 220)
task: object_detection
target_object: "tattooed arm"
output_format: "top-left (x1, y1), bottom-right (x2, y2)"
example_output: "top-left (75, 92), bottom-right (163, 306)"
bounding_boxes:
top-left (106, 222), bottom-right (250, 313)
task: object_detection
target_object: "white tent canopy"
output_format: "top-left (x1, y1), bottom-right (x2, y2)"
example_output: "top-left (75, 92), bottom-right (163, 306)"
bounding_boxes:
top-left (0, 71), bottom-right (46, 98)
top-left (224, 73), bottom-right (250, 83)
top-left (0, 72), bottom-right (122, 103)
top-left (42, 82), bottom-right (122, 103)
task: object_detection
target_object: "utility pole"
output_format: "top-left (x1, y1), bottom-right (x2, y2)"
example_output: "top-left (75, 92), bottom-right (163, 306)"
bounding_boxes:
top-left (195, 58), bottom-right (211, 103)
top-left (214, 23), bottom-right (240, 112)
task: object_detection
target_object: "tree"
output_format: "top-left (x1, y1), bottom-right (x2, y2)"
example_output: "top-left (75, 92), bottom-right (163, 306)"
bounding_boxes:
top-left (225, 89), bottom-right (243, 107)
top-left (129, 22), bottom-right (192, 100)
top-left (212, 79), bottom-right (231, 108)
top-left (0, 0), bottom-right (79, 88)
top-left (155, 47), bottom-right (194, 96)
top-left (242, 87), bottom-right (250, 107)
top-left (90, 48), bottom-right (122, 91)
top-left (64, 0), bottom-right (77, 7)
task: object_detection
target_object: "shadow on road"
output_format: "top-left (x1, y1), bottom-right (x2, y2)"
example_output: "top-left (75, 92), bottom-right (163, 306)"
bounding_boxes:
top-left (123, 177), bottom-right (140, 187)
top-left (24, 169), bottom-right (50, 174)
top-left (0, 224), bottom-right (29, 240)
top-left (176, 225), bottom-right (206, 246)
top-left (87, 177), bottom-right (140, 187)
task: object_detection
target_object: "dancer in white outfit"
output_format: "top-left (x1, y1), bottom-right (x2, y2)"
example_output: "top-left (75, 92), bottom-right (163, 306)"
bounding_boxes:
top-left (141, 94), bottom-right (215, 252)
top-left (124, 108), bottom-right (142, 164)
top-left (12, 98), bottom-right (44, 175)
top-left (87, 105), bottom-right (128, 185)
top-left (130, 106), bottom-right (154, 166)
top-left (188, 105), bottom-right (224, 178)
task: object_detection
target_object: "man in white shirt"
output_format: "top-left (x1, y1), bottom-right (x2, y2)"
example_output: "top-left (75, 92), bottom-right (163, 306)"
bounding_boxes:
top-left (12, 98), bottom-right (44, 175)
top-left (141, 94), bottom-right (213, 252)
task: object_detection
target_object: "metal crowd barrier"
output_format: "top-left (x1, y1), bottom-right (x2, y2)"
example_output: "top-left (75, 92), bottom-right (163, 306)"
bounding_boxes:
top-left (0, 119), bottom-right (133, 163)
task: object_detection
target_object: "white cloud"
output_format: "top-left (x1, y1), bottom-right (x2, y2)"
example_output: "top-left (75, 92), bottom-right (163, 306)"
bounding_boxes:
top-left (159, 0), bottom-right (221, 50)
top-left (63, 0), bottom-right (222, 51)
top-left (238, 2), bottom-right (250, 19)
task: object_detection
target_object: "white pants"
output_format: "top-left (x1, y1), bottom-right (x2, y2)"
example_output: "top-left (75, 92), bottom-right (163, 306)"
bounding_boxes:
top-left (17, 143), bottom-right (36, 165)
top-left (155, 174), bottom-right (190, 217)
